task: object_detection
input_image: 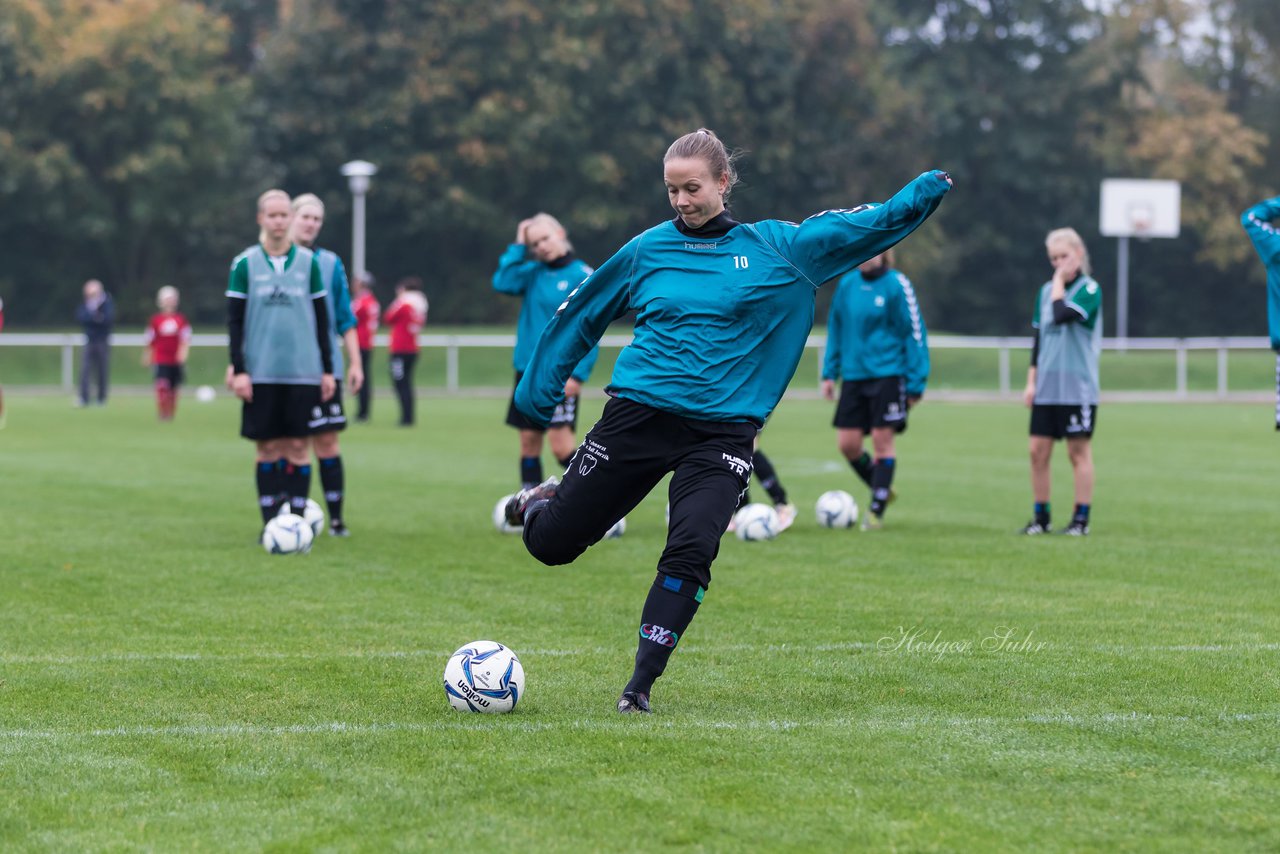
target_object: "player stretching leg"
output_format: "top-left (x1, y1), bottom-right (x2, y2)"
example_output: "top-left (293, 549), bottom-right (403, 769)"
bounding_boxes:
top-left (506, 129), bottom-right (951, 713)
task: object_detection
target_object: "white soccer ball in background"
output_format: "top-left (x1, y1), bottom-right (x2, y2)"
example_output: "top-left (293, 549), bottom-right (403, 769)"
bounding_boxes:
top-left (734, 503), bottom-right (780, 542)
top-left (603, 516), bottom-right (626, 539)
top-left (492, 494), bottom-right (521, 534)
top-left (815, 490), bottom-right (859, 529)
top-left (194, 385), bottom-right (216, 403)
top-left (443, 640), bottom-right (525, 713)
top-left (302, 498), bottom-right (326, 537)
top-left (261, 513), bottom-right (314, 555)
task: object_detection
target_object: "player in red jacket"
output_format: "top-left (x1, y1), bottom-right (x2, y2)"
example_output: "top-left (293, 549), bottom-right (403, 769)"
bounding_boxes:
top-left (351, 272), bottom-right (380, 422)
top-left (143, 286), bottom-right (192, 421)
top-left (383, 277), bottom-right (427, 426)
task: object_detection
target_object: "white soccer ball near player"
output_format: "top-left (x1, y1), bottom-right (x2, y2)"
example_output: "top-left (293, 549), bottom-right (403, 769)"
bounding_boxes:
top-left (194, 385), bottom-right (216, 403)
top-left (815, 489), bottom-right (859, 529)
top-left (261, 512), bottom-right (314, 555)
top-left (492, 494), bottom-right (521, 534)
top-left (603, 516), bottom-right (627, 539)
top-left (734, 503), bottom-right (780, 542)
top-left (302, 498), bottom-right (326, 537)
top-left (443, 640), bottom-right (525, 714)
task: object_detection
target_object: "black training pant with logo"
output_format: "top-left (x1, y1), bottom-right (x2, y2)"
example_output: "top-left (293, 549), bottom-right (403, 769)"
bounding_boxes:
top-left (522, 396), bottom-right (756, 589)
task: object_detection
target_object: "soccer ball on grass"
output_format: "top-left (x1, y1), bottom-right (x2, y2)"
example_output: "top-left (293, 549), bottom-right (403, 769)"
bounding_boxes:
top-left (734, 503), bottom-right (780, 541)
top-left (443, 641), bottom-right (525, 713)
top-left (815, 490), bottom-right (859, 528)
top-left (261, 512), bottom-right (314, 555)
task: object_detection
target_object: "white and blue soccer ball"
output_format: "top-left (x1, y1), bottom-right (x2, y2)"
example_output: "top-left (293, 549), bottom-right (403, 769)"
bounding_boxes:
top-left (443, 640), bottom-right (525, 714)
top-left (815, 490), bottom-right (859, 529)
top-left (302, 498), bottom-right (326, 537)
top-left (492, 493), bottom-right (521, 534)
top-left (734, 503), bottom-right (780, 542)
top-left (261, 512), bottom-right (314, 555)
top-left (603, 516), bottom-right (627, 539)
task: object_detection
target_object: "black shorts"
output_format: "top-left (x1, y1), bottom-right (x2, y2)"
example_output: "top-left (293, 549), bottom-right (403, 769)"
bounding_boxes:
top-left (832, 376), bottom-right (908, 432)
top-left (1030, 403), bottom-right (1097, 439)
top-left (505, 371), bottom-right (580, 432)
top-left (522, 397), bottom-right (756, 589)
top-left (240, 383), bottom-right (325, 441)
top-left (310, 382), bottom-right (347, 434)
top-left (153, 364), bottom-right (185, 387)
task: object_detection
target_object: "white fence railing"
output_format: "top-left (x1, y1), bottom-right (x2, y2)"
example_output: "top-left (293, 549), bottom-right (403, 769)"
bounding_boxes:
top-left (0, 332), bottom-right (1274, 399)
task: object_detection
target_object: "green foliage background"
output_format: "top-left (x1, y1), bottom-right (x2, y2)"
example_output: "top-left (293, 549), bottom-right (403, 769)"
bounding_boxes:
top-left (1, 0), bottom-right (1278, 335)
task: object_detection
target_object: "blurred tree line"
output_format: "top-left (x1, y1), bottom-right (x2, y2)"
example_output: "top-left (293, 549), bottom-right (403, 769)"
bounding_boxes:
top-left (0, 0), bottom-right (1277, 336)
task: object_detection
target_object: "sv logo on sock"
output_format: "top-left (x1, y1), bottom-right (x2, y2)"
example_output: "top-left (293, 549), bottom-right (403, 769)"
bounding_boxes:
top-left (640, 624), bottom-right (678, 647)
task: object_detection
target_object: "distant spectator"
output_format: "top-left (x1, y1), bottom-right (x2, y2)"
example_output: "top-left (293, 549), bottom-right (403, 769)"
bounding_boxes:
top-left (351, 272), bottom-right (380, 422)
top-left (76, 279), bottom-right (113, 407)
top-left (143, 286), bottom-right (191, 421)
top-left (384, 277), bottom-right (427, 426)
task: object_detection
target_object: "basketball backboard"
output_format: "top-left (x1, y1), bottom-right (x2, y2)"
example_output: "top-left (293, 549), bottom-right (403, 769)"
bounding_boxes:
top-left (1100, 179), bottom-right (1181, 238)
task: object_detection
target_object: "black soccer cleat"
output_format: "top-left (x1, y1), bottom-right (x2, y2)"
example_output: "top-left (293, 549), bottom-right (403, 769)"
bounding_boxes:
top-left (328, 520), bottom-right (350, 537)
top-left (1019, 521), bottom-right (1052, 535)
top-left (504, 476), bottom-right (560, 527)
top-left (617, 691), bottom-right (651, 714)
top-left (1060, 520), bottom-right (1089, 536)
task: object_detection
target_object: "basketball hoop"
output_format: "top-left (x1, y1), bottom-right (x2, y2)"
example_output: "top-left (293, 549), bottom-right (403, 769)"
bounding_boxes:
top-left (1128, 202), bottom-right (1154, 238)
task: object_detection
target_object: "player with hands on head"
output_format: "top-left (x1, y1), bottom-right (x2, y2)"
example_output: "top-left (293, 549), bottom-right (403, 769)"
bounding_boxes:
top-left (820, 248), bottom-right (929, 530)
top-left (493, 213), bottom-right (598, 493)
top-left (505, 127), bottom-right (951, 714)
top-left (1021, 227), bottom-right (1102, 536)
top-left (227, 189), bottom-right (336, 534)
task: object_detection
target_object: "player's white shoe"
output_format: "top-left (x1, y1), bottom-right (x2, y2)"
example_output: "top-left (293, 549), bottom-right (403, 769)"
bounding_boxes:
top-left (774, 502), bottom-right (798, 532)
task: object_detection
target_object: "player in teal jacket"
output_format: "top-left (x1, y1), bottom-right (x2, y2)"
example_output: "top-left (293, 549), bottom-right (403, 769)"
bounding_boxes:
top-left (291, 193), bottom-right (364, 537)
top-left (821, 249), bottom-right (929, 528)
top-left (493, 213), bottom-right (599, 489)
top-left (1242, 195), bottom-right (1280, 427)
top-left (505, 128), bottom-right (951, 714)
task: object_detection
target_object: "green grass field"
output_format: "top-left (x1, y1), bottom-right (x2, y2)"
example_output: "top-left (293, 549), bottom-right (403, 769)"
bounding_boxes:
top-left (1, 393), bottom-right (1278, 851)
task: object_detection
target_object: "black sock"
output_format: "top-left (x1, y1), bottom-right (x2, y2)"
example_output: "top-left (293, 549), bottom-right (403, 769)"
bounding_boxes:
top-left (849, 451), bottom-right (874, 487)
top-left (256, 461), bottom-right (279, 524)
top-left (283, 463), bottom-right (312, 516)
top-left (319, 455), bottom-right (344, 524)
top-left (1073, 503), bottom-right (1090, 524)
top-left (1034, 502), bottom-right (1051, 527)
top-left (520, 456), bottom-right (543, 490)
top-left (624, 574), bottom-right (704, 696)
top-left (869, 457), bottom-right (895, 515)
top-left (753, 451), bottom-right (788, 504)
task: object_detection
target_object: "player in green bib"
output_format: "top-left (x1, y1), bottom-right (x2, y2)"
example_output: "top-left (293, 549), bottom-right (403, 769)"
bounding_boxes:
top-left (1021, 227), bottom-right (1101, 536)
top-left (227, 189), bottom-right (335, 532)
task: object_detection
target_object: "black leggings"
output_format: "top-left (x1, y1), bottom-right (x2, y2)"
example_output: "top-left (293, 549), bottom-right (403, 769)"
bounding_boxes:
top-left (357, 348), bottom-right (373, 420)
top-left (390, 352), bottom-right (417, 425)
top-left (523, 397), bottom-right (755, 589)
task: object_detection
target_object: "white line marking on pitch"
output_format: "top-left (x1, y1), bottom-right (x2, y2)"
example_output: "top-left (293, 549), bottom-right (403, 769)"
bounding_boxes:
top-left (1, 711), bottom-right (1276, 742)
top-left (2, 641), bottom-right (1277, 666)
